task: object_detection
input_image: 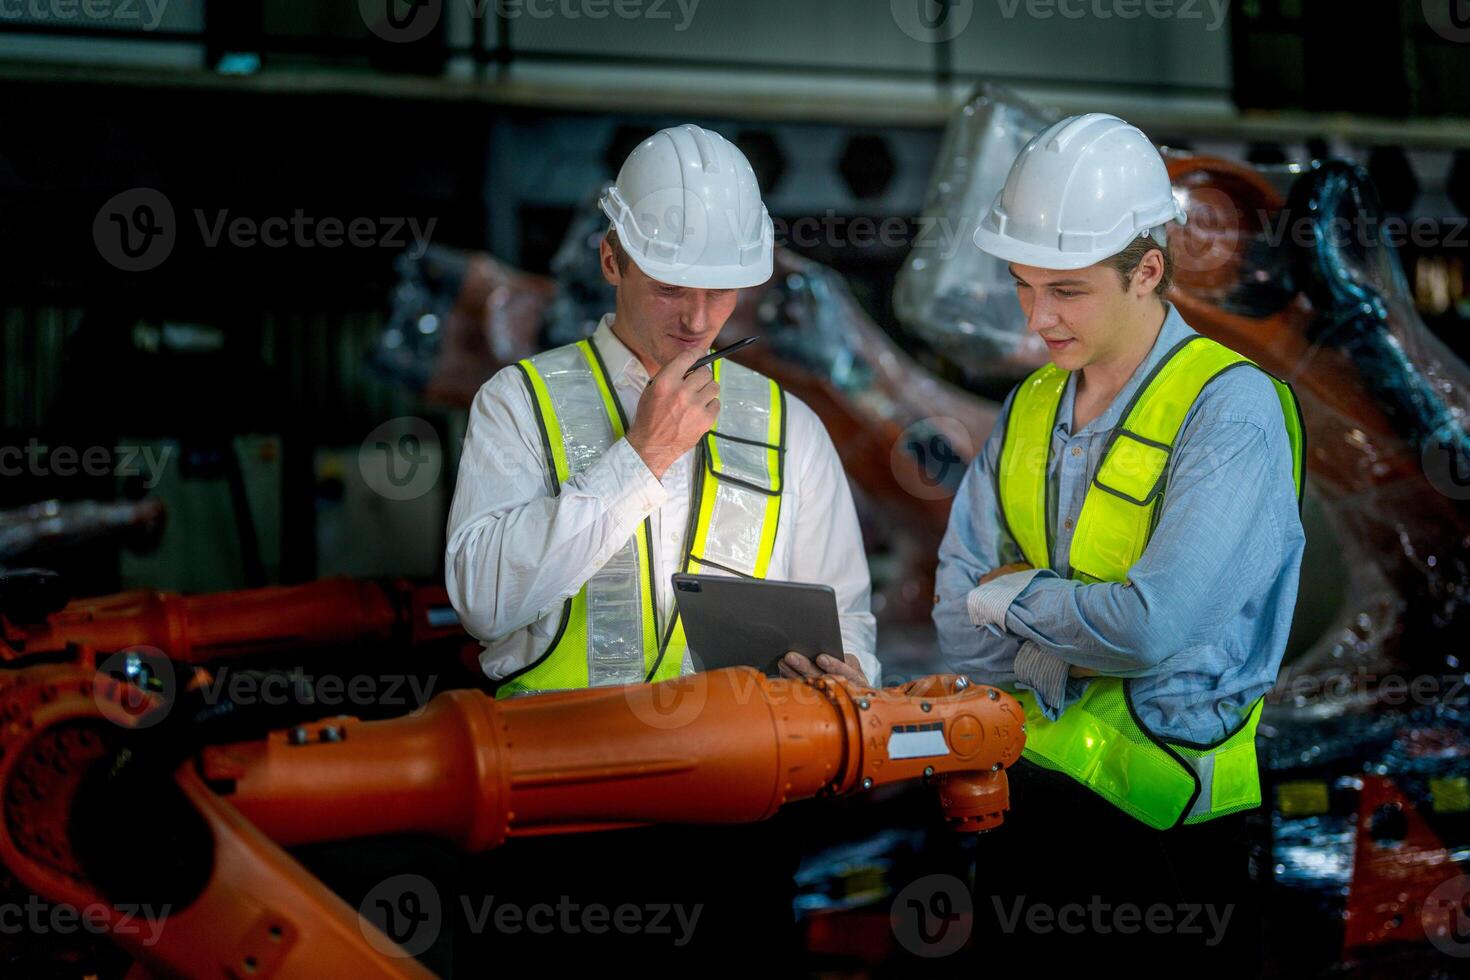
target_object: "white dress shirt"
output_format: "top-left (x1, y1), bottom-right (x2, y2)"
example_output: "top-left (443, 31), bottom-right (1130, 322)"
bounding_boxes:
top-left (445, 314), bottom-right (880, 686)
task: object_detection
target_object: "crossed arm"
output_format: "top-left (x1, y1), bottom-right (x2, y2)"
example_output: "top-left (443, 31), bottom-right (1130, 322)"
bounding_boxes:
top-left (934, 385), bottom-right (1292, 716)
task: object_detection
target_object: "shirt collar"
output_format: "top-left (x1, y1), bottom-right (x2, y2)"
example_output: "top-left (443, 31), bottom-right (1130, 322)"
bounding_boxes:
top-left (591, 314), bottom-right (650, 390)
top-left (1055, 300), bottom-right (1197, 438)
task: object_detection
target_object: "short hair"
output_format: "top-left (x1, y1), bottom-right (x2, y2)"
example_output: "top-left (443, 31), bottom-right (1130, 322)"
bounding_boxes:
top-left (604, 227), bottom-right (630, 274)
top-left (1102, 232), bottom-right (1174, 297)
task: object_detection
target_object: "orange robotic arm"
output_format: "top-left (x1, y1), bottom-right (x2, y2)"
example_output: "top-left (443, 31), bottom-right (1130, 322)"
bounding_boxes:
top-left (1, 576), bottom-right (470, 665)
top-left (200, 668), bottom-right (1024, 844)
top-left (0, 663), bottom-right (1023, 979)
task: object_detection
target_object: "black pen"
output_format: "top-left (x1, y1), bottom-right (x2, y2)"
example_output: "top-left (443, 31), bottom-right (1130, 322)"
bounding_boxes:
top-left (683, 335), bottom-right (760, 378)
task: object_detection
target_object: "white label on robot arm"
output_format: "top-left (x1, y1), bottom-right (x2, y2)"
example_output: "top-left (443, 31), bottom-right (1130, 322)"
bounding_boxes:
top-left (887, 723), bottom-right (950, 760)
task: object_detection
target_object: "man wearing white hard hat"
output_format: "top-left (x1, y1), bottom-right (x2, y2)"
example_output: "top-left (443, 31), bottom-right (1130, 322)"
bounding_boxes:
top-left (448, 122), bottom-right (876, 696)
top-left (933, 113), bottom-right (1306, 969)
top-left (446, 124), bottom-right (876, 969)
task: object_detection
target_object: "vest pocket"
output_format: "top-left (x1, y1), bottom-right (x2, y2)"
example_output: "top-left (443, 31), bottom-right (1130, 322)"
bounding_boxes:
top-left (1093, 428), bottom-right (1171, 505)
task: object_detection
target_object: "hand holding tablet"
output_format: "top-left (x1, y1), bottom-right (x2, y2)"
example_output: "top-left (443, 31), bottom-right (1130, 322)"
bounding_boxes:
top-left (777, 650), bottom-right (870, 686)
top-left (671, 574), bottom-right (850, 679)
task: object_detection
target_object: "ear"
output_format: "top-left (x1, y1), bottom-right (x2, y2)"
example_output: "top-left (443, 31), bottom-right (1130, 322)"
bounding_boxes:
top-left (1132, 248), bottom-right (1165, 297)
top-left (599, 237), bottom-right (622, 288)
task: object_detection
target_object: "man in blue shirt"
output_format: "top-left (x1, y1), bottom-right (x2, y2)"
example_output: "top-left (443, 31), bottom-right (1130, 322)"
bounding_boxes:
top-left (933, 114), bottom-right (1304, 971)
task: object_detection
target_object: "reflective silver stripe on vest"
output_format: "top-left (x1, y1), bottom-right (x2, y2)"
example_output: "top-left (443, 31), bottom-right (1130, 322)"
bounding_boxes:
top-left (530, 343), bottom-right (649, 686)
top-left (1183, 754), bottom-right (1215, 821)
top-left (530, 344), bottom-right (780, 684)
top-left (697, 359), bottom-right (781, 574)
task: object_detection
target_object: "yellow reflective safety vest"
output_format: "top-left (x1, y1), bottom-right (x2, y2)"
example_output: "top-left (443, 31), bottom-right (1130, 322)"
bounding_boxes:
top-left (996, 334), bottom-right (1305, 829)
top-left (496, 337), bottom-right (786, 698)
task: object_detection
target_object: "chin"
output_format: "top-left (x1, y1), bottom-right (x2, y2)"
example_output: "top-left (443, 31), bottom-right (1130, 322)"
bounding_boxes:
top-left (659, 341), bottom-right (697, 364)
top-left (1049, 348), bottom-right (1084, 370)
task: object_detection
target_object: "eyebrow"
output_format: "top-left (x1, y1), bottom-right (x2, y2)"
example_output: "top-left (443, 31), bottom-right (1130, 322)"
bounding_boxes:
top-left (1008, 267), bottom-right (1090, 288)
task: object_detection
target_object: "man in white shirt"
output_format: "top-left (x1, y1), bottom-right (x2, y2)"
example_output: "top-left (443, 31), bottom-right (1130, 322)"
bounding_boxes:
top-left (444, 124), bottom-right (876, 971)
top-left (446, 124), bottom-right (878, 693)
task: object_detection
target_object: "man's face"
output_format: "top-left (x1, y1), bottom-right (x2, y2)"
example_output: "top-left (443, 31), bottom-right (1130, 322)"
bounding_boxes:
top-left (601, 238), bottom-right (738, 370)
top-left (1008, 260), bottom-right (1145, 372)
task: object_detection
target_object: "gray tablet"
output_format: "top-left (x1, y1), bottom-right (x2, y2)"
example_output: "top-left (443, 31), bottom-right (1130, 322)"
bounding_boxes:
top-left (671, 573), bottom-right (845, 677)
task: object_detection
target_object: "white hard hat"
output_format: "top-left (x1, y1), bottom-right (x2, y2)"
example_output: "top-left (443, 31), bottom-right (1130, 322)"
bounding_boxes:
top-left (973, 112), bottom-right (1187, 270)
top-left (599, 124), bottom-right (774, 290)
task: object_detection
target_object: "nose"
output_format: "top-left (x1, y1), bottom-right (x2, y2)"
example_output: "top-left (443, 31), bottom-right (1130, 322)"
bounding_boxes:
top-left (1024, 291), bottom-right (1060, 335)
top-left (680, 290), bottom-right (713, 333)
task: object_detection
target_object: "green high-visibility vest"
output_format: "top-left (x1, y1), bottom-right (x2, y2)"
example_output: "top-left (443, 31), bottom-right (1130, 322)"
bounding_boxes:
top-left (496, 337), bottom-right (786, 698)
top-left (996, 333), bottom-right (1305, 829)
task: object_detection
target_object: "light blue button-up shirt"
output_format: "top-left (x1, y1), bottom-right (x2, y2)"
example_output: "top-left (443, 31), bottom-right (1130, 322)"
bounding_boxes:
top-left (932, 302), bottom-right (1305, 745)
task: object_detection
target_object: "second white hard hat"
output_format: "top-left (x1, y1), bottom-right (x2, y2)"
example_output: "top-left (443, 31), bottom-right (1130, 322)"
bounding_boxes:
top-left (600, 124), bottom-right (774, 290)
top-left (973, 112), bottom-right (1187, 270)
